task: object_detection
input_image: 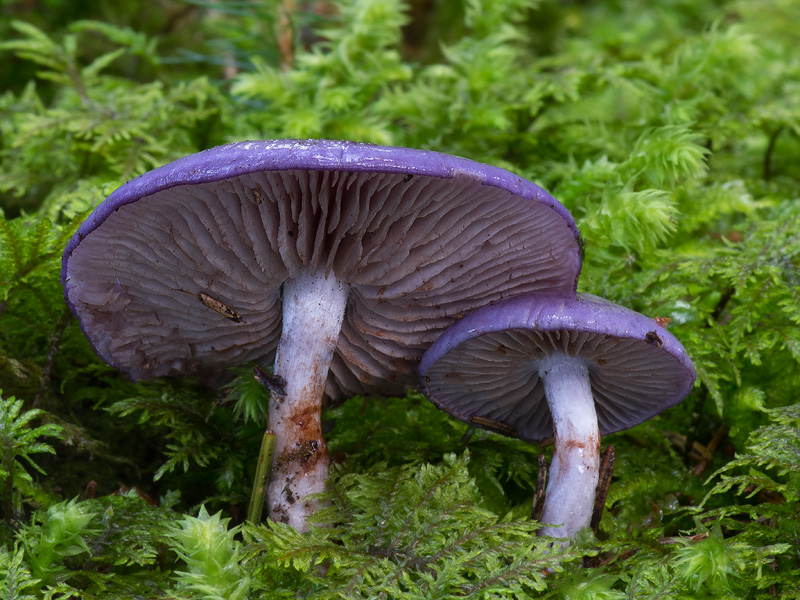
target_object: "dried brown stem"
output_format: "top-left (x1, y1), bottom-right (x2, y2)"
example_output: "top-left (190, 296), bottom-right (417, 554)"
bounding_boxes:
top-left (590, 445), bottom-right (616, 534)
top-left (277, 0), bottom-right (295, 71)
top-left (33, 311), bottom-right (71, 409)
top-left (763, 126), bottom-right (784, 181)
top-left (531, 453), bottom-right (547, 522)
top-left (693, 425), bottom-right (730, 476)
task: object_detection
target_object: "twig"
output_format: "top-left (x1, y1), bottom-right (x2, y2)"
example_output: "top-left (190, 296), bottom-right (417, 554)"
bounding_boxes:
top-left (682, 386), bottom-right (708, 464)
top-left (659, 532), bottom-right (709, 544)
top-left (531, 454), bottom-right (547, 522)
top-left (763, 126), bottom-right (784, 181)
top-left (33, 311), bottom-right (71, 408)
top-left (252, 365), bottom-right (287, 398)
top-left (683, 287), bottom-right (733, 464)
top-left (584, 445), bottom-right (616, 568)
top-left (276, 0), bottom-right (295, 72)
top-left (590, 445), bottom-right (616, 535)
top-left (693, 425), bottom-right (730, 476)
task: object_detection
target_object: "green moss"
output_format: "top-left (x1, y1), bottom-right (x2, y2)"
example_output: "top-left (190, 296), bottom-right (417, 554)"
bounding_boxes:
top-left (1, 0), bottom-right (800, 596)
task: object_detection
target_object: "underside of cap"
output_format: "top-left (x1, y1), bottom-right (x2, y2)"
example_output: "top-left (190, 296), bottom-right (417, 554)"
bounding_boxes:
top-left (62, 141), bottom-right (583, 397)
top-left (418, 293), bottom-right (696, 441)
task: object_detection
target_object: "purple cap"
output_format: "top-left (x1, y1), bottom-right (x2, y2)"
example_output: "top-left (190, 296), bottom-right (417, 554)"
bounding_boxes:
top-left (419, 292), bottom-right (696, 441)
top-left (62, 139), bottom-right (582, 396)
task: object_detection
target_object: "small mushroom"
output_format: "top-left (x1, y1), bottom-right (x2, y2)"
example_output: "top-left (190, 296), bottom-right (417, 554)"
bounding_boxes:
top-left (418, 292), bottom-right (695, 541)
top-left (62, 139), bottom-right (583, 531)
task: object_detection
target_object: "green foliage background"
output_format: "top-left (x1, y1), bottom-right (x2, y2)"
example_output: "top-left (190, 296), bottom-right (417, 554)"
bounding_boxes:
top-left (1, 0), bottom-right (799, 597)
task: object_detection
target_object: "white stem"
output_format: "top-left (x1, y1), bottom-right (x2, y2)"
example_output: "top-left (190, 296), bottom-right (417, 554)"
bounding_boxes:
top-left (537, 353), bottom-right (600, 541)
top-left (267, 270), bottom-right (348, 531)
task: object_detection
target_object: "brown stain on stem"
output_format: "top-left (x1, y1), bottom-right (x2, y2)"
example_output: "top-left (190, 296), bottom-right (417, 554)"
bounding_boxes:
top-left (552, 430), bottom-right (600, 471)
top-left (275, 400), bottom-right (328, 472)
top-left (268, 369), bottom-right (330, 521)
top-left (274, 439), bottom-right (326, 473)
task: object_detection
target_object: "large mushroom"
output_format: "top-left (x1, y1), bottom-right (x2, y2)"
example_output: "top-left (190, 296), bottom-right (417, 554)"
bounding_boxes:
top-left (61, 139), bottom-right (582, 530)
top-left (418, 292), bottom-right (695, 541)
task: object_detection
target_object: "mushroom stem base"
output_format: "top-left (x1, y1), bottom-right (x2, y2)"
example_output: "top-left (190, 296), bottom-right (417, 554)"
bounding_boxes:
top-left (537, 354), bottom-right (600, 541)
top-left (267, 270), bottom-right (348, 531)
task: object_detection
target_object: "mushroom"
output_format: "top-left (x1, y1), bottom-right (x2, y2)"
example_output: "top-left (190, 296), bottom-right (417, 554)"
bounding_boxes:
top-left (61, 140), bottom-right (583, 531)
top-left (418, 292), bottom-right (695, 541)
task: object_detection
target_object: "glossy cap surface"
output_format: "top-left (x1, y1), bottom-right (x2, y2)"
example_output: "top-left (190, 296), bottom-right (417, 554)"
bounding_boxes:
top-left (63, 140), bottom-right (582, 396)
top-left (419, 293), bottom-right (696, 441)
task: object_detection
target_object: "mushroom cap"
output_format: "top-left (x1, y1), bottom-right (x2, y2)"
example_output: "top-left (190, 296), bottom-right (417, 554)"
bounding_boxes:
top-left (418, 292), bottom-right (696, 442)
top-left (62, 139), bottom-right (582, 398)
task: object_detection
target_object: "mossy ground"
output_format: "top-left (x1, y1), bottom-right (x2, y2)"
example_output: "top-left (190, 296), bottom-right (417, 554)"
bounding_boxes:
top-left (1, 0), bottom-right (799, 597)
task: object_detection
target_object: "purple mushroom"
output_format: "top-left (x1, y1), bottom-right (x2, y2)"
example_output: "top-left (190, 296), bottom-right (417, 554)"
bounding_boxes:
top-left (418, 292), bottom-right (695, 541)
top-left (61, 139), bottom-right (582, 531)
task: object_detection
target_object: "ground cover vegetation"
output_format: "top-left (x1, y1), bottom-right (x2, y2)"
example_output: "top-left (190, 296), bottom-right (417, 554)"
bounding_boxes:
top-left (0, 0), bottom-right (799, 597)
